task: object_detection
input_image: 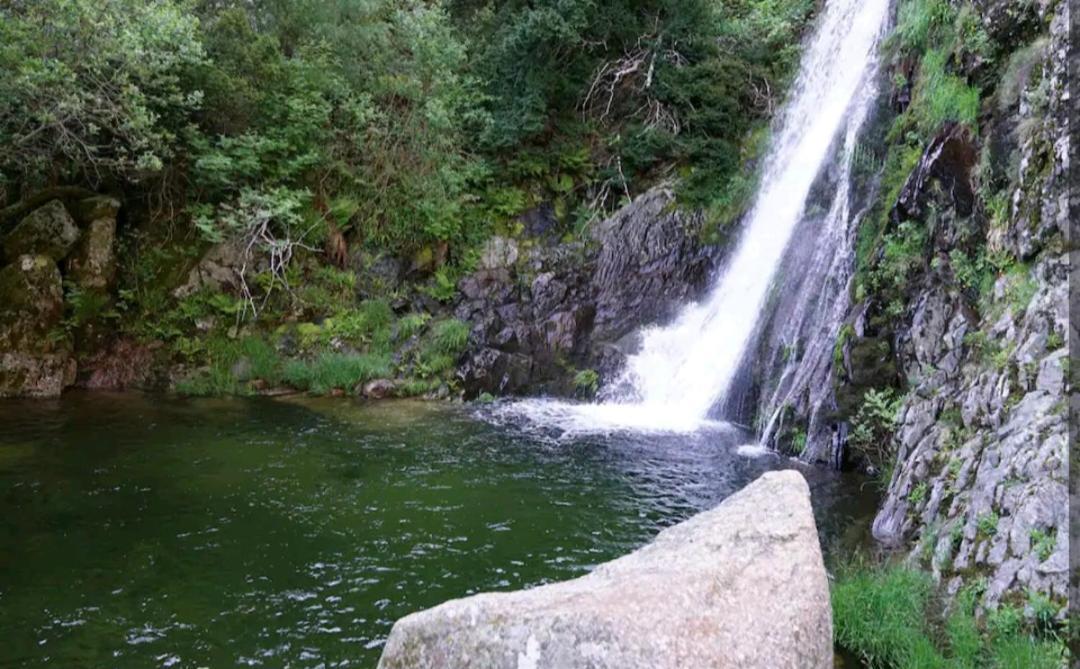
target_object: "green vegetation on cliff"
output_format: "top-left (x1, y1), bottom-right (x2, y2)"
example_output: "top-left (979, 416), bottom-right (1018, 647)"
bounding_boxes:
top-left (0, 0), bottom-right (815, 395)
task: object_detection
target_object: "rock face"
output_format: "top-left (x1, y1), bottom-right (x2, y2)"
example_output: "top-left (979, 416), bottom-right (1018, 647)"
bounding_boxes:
top-left (894, 122), bottom-right (978, 223)
top-left (866, 0), bottom-right (1070, 609)
top-left (2, 199), bottom-right (81, 262)
top-left (0, 255), bottom-right (74, 397)
top-left (377, 470), bottom-right (831, 669)
top-left (455, 187), bottom-right (718, 398)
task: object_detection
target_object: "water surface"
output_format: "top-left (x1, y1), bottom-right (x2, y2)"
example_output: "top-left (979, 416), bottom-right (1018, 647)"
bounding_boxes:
top-left (0, 393), bottom-right (875, 667)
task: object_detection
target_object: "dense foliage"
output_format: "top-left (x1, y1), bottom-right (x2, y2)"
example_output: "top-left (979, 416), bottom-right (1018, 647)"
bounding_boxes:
top-left (1, 0), bottom-right (813, 263)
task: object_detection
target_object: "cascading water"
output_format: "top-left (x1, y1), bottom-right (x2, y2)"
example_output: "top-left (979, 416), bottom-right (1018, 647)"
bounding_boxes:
top-left (497, 0), bottom-right (891, 435)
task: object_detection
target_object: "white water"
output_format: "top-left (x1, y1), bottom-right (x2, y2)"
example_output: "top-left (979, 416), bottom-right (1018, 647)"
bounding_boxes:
top-left (497, 0), bottom-right (891, 435)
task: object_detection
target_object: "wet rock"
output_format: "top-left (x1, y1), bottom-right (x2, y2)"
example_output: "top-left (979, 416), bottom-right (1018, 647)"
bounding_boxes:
top-left (361, 378), bottom-right (398, 399)
top-left (78, 338), bottom-right (159, 390)
top-left (0, 255), bottom-right (74, 397)
top-left (591, 187), bottom-right (714, 341)
top-left (894, 123), bottom-right (978, 223)
top-left (458, 348), bottom-right (533, 398)
top-left (3, 200), bottom-right (81, 262)
top-left (378, 471), bottom-right (832, 669)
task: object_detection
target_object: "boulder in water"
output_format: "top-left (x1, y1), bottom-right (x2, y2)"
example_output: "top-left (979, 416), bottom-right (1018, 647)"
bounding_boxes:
top-left (377, 470), bottom-right (832, 669)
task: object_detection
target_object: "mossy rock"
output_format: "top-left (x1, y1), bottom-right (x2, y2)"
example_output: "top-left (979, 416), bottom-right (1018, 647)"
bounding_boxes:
top-left (833, 334), bottom-right (898, 417)
top-left (0, 255), bottom-right (73, 397)
top-left (3, 200), bottom-right (81, 262)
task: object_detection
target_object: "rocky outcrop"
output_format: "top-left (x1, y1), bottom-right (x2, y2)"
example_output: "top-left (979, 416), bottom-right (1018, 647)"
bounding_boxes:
top-left (2, 199), bottom-right (81, 262)
top-left (894, 122), bottom-right (978, 223)
top-left (867, 0), bottom-right (1070, 609)
top-left (590, 189), bottom-right (715, 341)
top-left (78, 337), bottom-right (160, 390)
top-left (68, 209), bottom-right (119, 290)
top-left (377, 470), bottom-right (831, 669)
top-left (0, 255), bottom-right (74, 397)
top-left (455, 187), bottom-right (718, 398)
top-left (0, 195), bottom-right (122, 397)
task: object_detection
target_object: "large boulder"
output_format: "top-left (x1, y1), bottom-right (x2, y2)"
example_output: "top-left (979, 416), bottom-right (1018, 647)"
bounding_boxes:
top-left (2, 200), bottom-right (81, 262)
top-left (378, 471), bottom-right (832, 669)
top-left (0, 255), bottom-right (75, 397)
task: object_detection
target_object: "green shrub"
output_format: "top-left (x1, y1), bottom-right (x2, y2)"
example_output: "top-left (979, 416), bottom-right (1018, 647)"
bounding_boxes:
top-left (890, 0), bottom-right (956, 53)
top-left (1029, 528), bottom-right (1056, 562)
top-left (790, 428), bottom-right (808, 455)
top-left (977, 511), bottom-right (1000, 537)
top-left (989, 635), bottom-right (1066, 669)
top-left (396, 313), bottom-right (431, 341)
top-left (1004, 265), bottom-right (1038, 314)
top-left (283, 352), bottom-right (392, 394)
top-left (429, 319), bottom-right (471, 355)
top-left (832, 564), bottom-right (943, 668)
top-left (239, 336), bottom-right (283, 385)
top-left (908, 481), bottom-right (929, 505)
top-left (573, 369), bottom-right (600, 397)
top-left (832, 564), bottom-right (1067, 669)
top-left (398, 378), bottom-right (441, 397)
top-left (849, 388), bottom-right (905, 474)
top-left (912, 49), bottom-right (981, 135)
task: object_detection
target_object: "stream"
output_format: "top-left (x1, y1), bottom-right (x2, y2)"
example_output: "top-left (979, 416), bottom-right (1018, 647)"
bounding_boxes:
top-left (0, 392), bottom-right (876, 667)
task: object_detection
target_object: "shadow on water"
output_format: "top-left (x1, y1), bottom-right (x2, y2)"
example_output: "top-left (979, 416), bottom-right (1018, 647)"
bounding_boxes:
top-left (0, 392), bottom-right (878, 668)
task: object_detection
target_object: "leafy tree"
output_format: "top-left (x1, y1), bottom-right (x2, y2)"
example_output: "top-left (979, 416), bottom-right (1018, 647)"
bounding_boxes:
top-left (0, 0), bottom-right (205, 191)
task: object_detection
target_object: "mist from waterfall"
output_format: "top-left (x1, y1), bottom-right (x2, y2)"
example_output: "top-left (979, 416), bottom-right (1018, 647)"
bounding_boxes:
top-left (495, 0), bottom-right (891, 434)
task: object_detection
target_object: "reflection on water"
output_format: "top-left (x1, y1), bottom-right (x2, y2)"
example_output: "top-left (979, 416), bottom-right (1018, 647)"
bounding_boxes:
top-left (0, 392), bottom-right (876, 667)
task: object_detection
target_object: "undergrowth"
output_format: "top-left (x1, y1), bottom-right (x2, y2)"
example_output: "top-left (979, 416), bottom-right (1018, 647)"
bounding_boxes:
top-left (832, 562), bottom-right (1067, 669)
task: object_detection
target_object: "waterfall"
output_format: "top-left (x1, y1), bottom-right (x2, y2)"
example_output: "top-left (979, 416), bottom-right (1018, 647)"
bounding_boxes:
top-left (497, 0), bottom-right (891, 435)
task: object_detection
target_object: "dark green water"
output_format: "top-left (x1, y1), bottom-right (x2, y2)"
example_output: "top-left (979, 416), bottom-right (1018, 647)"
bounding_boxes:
top-left (0, 392), bottom-right (876, 668)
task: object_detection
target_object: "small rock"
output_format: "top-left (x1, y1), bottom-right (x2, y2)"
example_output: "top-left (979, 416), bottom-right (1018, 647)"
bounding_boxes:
top-left (361, 379), bottom-right (397, 399)
top-left (478, 236), bottom-right (519, 270)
